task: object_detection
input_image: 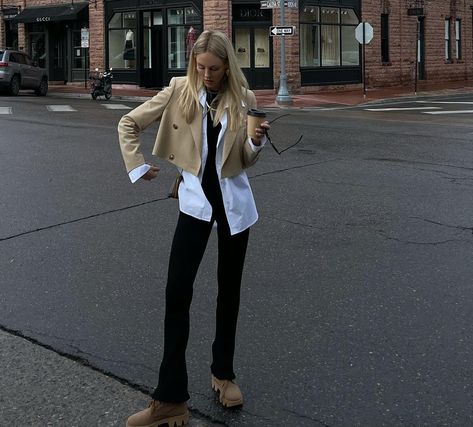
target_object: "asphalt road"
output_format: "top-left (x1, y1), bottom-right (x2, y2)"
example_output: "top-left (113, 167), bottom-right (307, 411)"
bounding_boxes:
top-left (1, 93), bottom-right (473, 426)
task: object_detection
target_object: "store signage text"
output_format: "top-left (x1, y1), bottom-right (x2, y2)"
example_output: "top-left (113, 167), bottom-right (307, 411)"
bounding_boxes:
top-left (238, 8), bottom-right (265, 19)
top-left (36, 16), bottom-right (51, 22)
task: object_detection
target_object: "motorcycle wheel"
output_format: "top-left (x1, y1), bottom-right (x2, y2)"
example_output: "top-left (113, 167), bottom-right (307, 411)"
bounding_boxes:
top-left (91, 92), bottom-right (97, 100)
top-left (105, 90), bottom-right (112, 100)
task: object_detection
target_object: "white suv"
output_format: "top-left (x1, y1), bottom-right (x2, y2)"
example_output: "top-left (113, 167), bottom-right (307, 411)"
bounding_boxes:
top-left (0, 49), bottom-right (48, 96)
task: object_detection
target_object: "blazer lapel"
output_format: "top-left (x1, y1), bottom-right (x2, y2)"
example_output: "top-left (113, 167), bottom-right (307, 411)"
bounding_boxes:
top-left (222, 103), bottom-right (246, 167)
top-left (222, 128), bottom-right (237, 167)
top-left (189, 104), bottom-right (203, 155)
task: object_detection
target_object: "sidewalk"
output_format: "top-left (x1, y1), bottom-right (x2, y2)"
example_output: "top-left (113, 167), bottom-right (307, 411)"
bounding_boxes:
top-left (48, 79), bottom-right (473, 108)
top-left (0, 329), bottom-right (218, 426)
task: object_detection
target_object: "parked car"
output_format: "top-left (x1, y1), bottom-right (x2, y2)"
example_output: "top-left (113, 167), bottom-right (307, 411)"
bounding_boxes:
top-left (0, 48), bottom-right (48, 96)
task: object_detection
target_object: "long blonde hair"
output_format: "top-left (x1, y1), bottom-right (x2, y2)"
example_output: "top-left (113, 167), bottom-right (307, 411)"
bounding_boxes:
top-left (178, 30), bottom-right (249, 131)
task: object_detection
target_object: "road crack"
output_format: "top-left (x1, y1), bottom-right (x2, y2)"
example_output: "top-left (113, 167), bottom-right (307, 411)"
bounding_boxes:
top-left (410, 216), bottom-right (473, 234)
top-left (0, 196), bottom-right (170, 242)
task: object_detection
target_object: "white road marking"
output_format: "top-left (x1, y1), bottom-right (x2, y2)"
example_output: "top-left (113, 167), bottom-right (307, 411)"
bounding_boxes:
top-left (46, 105), bottom-right (77, 112)
top-left (416, 101), bottom-right (473, 104)
top-left (423, 110), bottom-right (473, 115)
top-left (101, 104), bottom-right (132, 110)
top-left (364, 107), bottom-right (441, 111)
top-left (0, 107), bottom-right (12, 114)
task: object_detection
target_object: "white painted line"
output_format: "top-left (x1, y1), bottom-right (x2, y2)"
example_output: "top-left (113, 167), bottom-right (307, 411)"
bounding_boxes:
top-left (364, 107), bottom-right (441, 111)
top-left (46, 105), bottom-right (77, 112)
top-left (0, 107), bottom-right (12, 114)
top-left (423, 110), bottom-right (473, 115)
top-left (417, 101), bottom-right (473, 104)
top-left (101, 104), bottom-right (132, 110)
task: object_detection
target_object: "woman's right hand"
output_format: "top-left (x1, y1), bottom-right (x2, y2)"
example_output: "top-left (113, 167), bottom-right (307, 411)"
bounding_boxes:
top-left (141, 165), bottom-right (160, 181)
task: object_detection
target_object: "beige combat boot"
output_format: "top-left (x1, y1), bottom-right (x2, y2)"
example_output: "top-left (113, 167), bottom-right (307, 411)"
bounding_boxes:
top-left (211, 375), bottom-right (243, 408)
top-left (126, 400), bottom-right (189, 427)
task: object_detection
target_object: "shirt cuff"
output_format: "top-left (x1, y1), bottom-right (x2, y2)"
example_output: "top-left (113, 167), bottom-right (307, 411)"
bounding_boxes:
top-left (129, 164), bottom-right (151, 183)
top-left (247, 135), bottom-right (267, 152)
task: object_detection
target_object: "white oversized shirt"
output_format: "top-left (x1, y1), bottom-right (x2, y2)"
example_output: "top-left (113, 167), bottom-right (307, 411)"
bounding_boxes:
top-left (129, 89), bottom-right (266, 235)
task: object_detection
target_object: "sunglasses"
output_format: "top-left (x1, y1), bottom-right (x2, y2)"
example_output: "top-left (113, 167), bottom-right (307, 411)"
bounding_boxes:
top-left (265, 114), bottom-right (304, 155)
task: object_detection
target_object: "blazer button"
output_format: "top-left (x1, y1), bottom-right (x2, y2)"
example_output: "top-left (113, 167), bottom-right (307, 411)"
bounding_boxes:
top-left (172, 124), bottom-right (178, 129)
top-left (169, 154), bottom-right (175, 160)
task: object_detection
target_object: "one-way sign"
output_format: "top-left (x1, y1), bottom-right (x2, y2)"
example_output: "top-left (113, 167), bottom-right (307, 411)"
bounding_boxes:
top-left (270, 26), bottom-right (295, 36)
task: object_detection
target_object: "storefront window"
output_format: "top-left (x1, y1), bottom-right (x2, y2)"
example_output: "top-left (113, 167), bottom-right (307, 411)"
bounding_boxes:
top-left (72, 31), bottom-right (86, 69)
top-left (108, 12), bottom-right (136, 69)
top-left (235, 28), bottom-right (250, 68)
top-left (167, 7), bottom-right (200, 70)
top-left (300, 5), bottom-right (359, 68)
top-left (30, 33), bottom-right (46, 68)
top-left (254, 28), bottom-right (269, 68)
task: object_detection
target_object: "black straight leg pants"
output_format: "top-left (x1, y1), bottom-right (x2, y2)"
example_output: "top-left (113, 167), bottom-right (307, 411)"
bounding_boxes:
top-left (152, 212), bottom-right (249, 403)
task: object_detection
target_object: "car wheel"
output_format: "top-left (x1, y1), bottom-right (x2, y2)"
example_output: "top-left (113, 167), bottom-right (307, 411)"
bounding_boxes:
top-left (9, 75), bottom-right (20, 96)
top-left (35, 78), bottom-right (48, 96)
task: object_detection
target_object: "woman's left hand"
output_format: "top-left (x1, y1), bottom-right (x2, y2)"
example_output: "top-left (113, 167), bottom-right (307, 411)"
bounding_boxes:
top-left (252, 121), bottom-right (270, 146)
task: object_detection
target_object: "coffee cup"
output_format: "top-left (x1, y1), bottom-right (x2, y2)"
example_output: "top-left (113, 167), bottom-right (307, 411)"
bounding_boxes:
top-left (247, 109), bottom-right (266, 140)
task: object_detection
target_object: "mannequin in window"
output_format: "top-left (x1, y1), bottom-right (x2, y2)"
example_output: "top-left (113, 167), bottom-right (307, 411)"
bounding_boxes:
top-left (123, 29), bottom-right (135, 68)
top-left (185, 26), bottom-right (196, 59)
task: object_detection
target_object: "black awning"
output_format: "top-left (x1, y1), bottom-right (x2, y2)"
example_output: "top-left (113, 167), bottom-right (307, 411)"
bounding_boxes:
top-left (13, 3), bottom-right (88, 23)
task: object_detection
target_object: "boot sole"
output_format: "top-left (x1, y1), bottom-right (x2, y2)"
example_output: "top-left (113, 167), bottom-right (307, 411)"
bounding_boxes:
top-left (211, 377), bottom-right (243, 408)
top-left (126, 412), bottom-right (189, 427)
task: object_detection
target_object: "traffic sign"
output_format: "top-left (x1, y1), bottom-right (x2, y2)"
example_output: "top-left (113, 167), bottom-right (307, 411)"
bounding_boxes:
top-left (81, 27), bottom-right (89, 48)
top-left (270, 26), bottom-right (295, 36)
top-left (355, 22), bottom-right (373, 44)
top-left (261, 0), bottom-right (298, 8)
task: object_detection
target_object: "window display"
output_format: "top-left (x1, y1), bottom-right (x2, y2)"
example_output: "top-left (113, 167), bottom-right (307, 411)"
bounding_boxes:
top-left (167, 7), bottom-right (201, 69)
top-left (254, 28), bottom-right (269, 68)
top-left (108, 12), bottom-right (136, 69)
top-left (235, 29), bottom-right (250, 68)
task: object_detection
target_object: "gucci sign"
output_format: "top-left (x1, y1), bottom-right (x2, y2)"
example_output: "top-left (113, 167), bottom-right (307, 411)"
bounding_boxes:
top-left (36, 16), bottom-right (51, 22)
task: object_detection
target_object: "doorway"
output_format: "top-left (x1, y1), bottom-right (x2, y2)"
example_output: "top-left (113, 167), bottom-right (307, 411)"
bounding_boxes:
top-left (49, 24), bottom-right (67, 82)
top-left (233, 26), bottom-right (272, 89)
top-left (142, 26), bottom-right (164, 88)
top-left (141, 10), bottom-right (164, 88)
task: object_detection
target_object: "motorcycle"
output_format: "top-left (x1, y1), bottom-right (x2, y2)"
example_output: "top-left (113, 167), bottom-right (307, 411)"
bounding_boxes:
top-left (89, 68), bottom-right (113, 100)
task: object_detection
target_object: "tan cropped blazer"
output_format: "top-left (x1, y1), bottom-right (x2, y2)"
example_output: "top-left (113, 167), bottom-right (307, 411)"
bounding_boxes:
top-left (118, 76), bottom-right (260, 179)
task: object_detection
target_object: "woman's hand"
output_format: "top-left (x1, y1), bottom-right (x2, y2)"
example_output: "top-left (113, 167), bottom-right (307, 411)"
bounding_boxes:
top-left (251, 121), bottom-right (270, 146)
top-left (141, 165), bottom-right (160, 181)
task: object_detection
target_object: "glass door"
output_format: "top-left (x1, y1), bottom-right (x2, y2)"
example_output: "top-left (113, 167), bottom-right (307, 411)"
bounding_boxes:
top-left (141, 11), bottom-right (164, 88)
top-left (234, 26), bottom-right (272, 89)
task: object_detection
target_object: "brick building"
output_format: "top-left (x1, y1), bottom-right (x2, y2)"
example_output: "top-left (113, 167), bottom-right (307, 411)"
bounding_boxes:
top-left (1, 0), bottom-right (472, 92)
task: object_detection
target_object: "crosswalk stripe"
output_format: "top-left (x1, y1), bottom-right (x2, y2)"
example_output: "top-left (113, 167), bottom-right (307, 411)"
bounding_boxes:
top-left (364, 107), bottom-right (441, 111)
top-left (46, 105), bottom-right (77, 112)
top-left (0, 107), bottom-right (12, 114)
top-left (423, 110), bottom-right (473, 115)
top-left (101, 104), bottom-right (132, 110)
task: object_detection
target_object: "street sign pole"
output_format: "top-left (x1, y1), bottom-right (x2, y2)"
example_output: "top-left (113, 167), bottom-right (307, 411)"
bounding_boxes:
top-left (276, 0), bottom-right (292, 105)
top-left (355, 22), bottom-right (373, 99)
top-left (414, 19), bottom-right (419, 95)
top-left (362, 22), bottom-right (366, 99)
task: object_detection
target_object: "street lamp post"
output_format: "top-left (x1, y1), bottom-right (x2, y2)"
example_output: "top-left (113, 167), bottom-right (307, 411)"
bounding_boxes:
top-left (276, 0), bottom-right (293, 105)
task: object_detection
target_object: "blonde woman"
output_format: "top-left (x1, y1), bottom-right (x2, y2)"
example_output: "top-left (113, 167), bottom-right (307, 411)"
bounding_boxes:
top-left (118, 30), bottom-right (270, 427)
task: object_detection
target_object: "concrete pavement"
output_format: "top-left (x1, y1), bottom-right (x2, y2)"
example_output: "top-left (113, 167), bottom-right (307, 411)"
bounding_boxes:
top-left (0, 328), bottom-right (219, 426)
